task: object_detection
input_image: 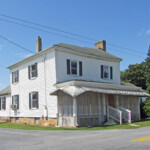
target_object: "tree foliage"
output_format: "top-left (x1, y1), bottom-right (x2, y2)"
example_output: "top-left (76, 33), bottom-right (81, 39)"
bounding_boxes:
top-left (121, 62), bottom-right (147, 90)
top-left (121, 47), bottom-right (150, 92)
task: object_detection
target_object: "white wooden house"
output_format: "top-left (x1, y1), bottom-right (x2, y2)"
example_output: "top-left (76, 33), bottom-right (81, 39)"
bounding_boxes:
top-left (0, 37), bottom-right (149, 126)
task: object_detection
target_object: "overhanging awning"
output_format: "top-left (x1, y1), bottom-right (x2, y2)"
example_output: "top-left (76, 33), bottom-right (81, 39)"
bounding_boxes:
top-left (50, 85), bottom-right (150, 97)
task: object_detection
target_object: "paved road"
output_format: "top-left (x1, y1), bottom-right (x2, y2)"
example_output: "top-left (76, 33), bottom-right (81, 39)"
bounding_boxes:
top-left (0, 127), bottom-right (150, 150)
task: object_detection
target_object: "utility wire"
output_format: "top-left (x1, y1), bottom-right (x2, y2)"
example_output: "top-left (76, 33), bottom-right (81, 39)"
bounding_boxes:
top-left (0, 34), bottom-right (34, 54)
top-left (0, 13), bottom-right (96, 42)
top-left (0, 34), bottom-right (146, 65)
top-left (0, 18), bottom-right (93, 45)
top-left (0, 13), bottom-right (147, 55)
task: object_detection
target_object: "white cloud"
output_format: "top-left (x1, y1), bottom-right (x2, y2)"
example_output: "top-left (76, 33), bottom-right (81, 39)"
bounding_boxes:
top-left (146, 30), bottom-right (150, 35)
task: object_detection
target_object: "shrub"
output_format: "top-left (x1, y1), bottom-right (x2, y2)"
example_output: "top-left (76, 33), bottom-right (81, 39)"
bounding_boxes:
top-left (141, 99), bottom-right (150, 118)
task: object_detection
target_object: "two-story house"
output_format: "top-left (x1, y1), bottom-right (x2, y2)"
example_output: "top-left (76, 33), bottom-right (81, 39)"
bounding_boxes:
top-left (0, 37), bottom-right (149, 127)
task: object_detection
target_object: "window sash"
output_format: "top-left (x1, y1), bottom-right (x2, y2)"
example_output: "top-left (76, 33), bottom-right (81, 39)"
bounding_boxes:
top-left (12, 71), bottom-right (18, 83)
top-left (1, 97), bottom-right (5, 110)
top-left (71, 61), bottom-right (78, 75)
top-left (30, 64), bottom-right (36, 78)
top-left (31, 92), bottom-right (38, 109)
top-left (103, 66), bottom-right (109, 79)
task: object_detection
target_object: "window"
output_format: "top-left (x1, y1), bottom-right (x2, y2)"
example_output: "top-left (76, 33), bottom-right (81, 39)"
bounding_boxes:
top-left (12, 70), bottom-right (19, 83)
top-left (66, 59), bottom-right (82, 76)
top-left (0, 97), bottom-right (6, 110)
top-left (12, 95), bottom-right (19, 109)
top-left (29, 92), bottom-right (39, 109)
top-left (101, 65), bottom-right (113, 80)
top-left (71, 61), bottom-right (77, 75)
top-left (103, 66), bottom-right (109, 79)
top-left (28, 63), bottom-right (38, 79)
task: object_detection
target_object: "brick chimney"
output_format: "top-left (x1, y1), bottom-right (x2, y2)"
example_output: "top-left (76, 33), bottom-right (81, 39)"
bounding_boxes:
top-left (36, 36), bottom-right (42, 53)
top-left (95, 40), bottom-right (106, 51)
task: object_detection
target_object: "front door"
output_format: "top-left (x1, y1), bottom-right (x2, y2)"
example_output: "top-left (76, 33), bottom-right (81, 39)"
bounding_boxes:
top-left (108, 94), bottom-right (115, 108)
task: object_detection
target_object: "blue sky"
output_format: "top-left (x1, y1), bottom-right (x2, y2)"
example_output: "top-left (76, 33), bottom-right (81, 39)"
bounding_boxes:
top-left (0, 0), bottom-right (150, 90)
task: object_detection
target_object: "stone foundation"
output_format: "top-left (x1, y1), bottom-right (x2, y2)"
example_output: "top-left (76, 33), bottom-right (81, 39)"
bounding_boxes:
top-left (0, 117), bottom-right (10, 123)
top-left (9, 117), bottom-right (57, 127)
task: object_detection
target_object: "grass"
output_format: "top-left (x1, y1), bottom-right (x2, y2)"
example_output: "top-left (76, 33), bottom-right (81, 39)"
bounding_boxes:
top-left (0, 118), bottom-right (150, 131)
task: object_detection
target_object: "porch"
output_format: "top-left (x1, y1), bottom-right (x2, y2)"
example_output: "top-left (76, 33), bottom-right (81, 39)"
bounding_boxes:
top-left (55, 91), bottom-right (140, 127)
top-left (51, 80), bottom-right (149, 127)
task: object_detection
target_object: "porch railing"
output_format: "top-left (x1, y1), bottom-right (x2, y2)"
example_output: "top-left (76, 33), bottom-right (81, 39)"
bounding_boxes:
top-left (107, 106), bottom-right (122, 124)
top-left (117, 106), bottom-right (131, 123)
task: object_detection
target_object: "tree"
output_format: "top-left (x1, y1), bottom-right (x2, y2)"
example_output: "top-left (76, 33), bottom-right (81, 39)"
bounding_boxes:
top-left (121, 62), bottom-right (147, 90)
top-left (145, 46), bottom-right (150, 92)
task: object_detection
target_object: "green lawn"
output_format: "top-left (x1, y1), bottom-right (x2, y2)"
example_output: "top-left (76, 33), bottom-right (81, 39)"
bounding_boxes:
top-left (0, 118), bottom-right (150, 130)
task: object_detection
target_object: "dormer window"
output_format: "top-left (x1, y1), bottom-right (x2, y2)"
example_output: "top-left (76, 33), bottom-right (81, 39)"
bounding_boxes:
top-left (28, 63), bottom-right (38, 79)
top-left (12, 70), bottom-right (19, 84)
top-left (67, 59), bottom-right (82, 76)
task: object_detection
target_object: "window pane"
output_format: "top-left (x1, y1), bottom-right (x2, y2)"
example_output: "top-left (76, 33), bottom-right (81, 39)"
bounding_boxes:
top-left (31, 65), bottom-right (36, 71)
top-left (103, 66), bottom-right (109, 79)
top-left (71, 61), bottom-right (77, 75)
top-left (14, 96), bottom-right (18, 105)
top-left (71, 61), bottom-right (77, 68)
top-left (32, 100), bottom-right (37, 108)
top-left (2, 98), bottom-right (5, 109)
top-left (32, 93), bottom-right (37, 99)
top-left (71, 68), bottom-right (77, 75)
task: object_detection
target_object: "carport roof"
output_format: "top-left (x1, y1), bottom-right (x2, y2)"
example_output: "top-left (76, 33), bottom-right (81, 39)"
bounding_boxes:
top-left (50, 80), bottom-right (150, 97)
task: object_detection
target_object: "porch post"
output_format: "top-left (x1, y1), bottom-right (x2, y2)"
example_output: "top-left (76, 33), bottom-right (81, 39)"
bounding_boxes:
top-left (73, 97), bottom-right (78, 126)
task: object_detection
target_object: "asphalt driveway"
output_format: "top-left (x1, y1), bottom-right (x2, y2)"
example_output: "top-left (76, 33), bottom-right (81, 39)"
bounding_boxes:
top-left (0, 127), bottom-right (150, 150)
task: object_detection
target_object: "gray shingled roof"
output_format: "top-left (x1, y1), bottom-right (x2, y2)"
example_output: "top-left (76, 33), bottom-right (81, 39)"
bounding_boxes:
top-left (51, 80), bottom-right (150, 97)
top-left (0, 86), bottom-right (11, 96)
top-left (8, 43), bottom-right (122, 69)
top-left (53, 43), bottom-right (122, 61)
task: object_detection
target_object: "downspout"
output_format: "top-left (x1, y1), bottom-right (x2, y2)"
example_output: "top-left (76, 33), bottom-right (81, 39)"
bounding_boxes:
top-left (43, 55), bottom-right (48, 119)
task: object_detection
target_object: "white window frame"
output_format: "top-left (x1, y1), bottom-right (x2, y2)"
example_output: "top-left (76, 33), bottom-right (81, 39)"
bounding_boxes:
top-left (13, 95), bottom-right (19, 109)
top-left (31, 92), bottom-right (38, 109)
top-left (0, 97), bottom-right (6, 110)
top-left (30, 64), bottom-right (37, 78)
top-left (103, 65), bottom-right (110, 79)
top-left (70, 60), bottom-right (78, 76)
top-left (12, 71), bottom-right (18, 83)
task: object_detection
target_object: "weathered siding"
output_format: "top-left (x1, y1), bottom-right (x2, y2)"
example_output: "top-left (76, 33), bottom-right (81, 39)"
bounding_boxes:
top-left (55, 51), bottom-right (120, 84)
top-left (114, 95), bottom-right (140, 121)
top-left (10, 51), bottom-right (57, 118)
top-left (77, 92), bottom-right (107, 126)
top-left (57, 91), bottom-right (74, 127)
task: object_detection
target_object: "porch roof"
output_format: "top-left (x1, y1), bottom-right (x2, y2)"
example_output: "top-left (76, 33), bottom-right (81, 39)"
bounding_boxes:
top-left (50, 80), bottom-right (150, 97)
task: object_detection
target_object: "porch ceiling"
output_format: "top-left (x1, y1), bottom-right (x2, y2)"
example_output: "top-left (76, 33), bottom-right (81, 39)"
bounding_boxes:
top-left (50, 81), bottom-right (150, 97)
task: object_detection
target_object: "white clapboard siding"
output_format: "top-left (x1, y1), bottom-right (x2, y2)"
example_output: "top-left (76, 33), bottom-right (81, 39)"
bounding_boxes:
top-left (10, 51), bottom-right (57, 118)
top-left (55, 51), bottom-right (120, 84)
top-left (0, 95), bottom-right (11, 117)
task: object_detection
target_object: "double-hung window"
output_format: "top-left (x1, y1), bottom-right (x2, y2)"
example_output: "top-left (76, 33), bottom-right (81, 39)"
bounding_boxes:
top-left (28, 63), bottom-right (38, 79)
top-left (12, 70), bottom-right (19, 84)
top-left (101, 65), bottom-right (113, 80)
top-left (67, 59), bottom-right (82, 76)
top-left (0, 97), bottom-right (6, 110)
top-left (12, 95), bottom-right (19, 109)
top-left (71, 61), bottom-right (77, 75)
top-left (29, 92), bottom-right (39, 109)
